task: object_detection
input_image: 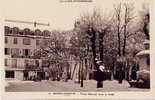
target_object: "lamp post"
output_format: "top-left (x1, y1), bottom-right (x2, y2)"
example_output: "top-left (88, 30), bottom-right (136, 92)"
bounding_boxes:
top-left (80, 45), bottom-right (88, 87)
top-left (80, 57), bottom-right (84, 87)
top-left (80, 47), bottom-right (84, 87)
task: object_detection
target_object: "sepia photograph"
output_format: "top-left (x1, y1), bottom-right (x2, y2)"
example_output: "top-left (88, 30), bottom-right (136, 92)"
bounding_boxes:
top-left (1, 0), bottom-right (154, 99)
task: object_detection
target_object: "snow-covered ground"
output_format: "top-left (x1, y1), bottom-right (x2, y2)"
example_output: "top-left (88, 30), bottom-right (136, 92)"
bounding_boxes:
top-left (5, 80), bottom-right (149, 92)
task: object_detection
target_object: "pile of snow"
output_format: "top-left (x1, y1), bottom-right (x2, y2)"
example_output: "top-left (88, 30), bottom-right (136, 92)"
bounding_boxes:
top-left (136, 50), bottom-right (150, 56)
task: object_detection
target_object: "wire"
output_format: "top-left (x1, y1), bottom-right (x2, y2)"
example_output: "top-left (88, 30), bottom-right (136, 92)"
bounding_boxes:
top-left (5, 19), bottom-right (50, 27)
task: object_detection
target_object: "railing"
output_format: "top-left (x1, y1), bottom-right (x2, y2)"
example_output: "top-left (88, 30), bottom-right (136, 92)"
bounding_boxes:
top-left (5, 64), bottom-right (42, 70)
top-left (11, 55), bottom-right (41, 59)
top-left (25, 65), bottom-right (41, 70)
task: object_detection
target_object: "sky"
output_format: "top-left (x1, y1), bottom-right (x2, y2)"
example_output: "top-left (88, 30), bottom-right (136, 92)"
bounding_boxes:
top-left (2, 0), bottom-right (150, 31)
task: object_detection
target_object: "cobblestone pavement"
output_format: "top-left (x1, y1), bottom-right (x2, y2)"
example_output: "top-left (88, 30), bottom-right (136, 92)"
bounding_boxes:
top-left (5, 80), bottom-right (149, 92)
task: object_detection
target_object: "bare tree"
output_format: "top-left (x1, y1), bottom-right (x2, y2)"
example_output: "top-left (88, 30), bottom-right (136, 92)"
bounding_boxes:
top-left (114, 3), bottom-right (136, 56)
top-left (113, 2), bottom-right (138, 81)
top-left (114, 3), bottom-right (122, 56)
top-left (70, 9), bottom-right (113, 88)
top-left (122, 3), bottom-right (135, 56)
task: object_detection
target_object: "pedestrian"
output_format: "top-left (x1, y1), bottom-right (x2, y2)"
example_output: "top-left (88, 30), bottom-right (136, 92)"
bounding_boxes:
top-left (62, 72), bottom-right (67, 82)
top-left (131, 65), bottom-right (137, 80)
top-left (57, 74), bottom-right (60, 81)
top-left (96, 60), bottom-right (105, 88)
top-left (118, 69), bottom-right (123, 83)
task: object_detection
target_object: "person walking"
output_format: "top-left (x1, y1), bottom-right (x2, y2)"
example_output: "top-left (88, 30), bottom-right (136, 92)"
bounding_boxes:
top-left (96, 60), bottom-right (106, 88)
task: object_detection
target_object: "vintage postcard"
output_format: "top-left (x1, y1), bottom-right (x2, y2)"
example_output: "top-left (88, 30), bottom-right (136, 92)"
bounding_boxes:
top-left (0, 0), bottom-right (155, 100)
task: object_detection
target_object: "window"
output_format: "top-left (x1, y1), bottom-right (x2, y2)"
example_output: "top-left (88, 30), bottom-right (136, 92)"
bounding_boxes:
top-left (13, 38), bottom-right (18, 44)
top-left (42, 60), bottom-right (49, 67)
top-left (24, 60), bottom-right (34, 69)
top-left (5, 48), bottom-right (10, 55)
top-left (5, 59), bottom-right (8, 66)
top-left (11, 48), bottom-right (20, 56)
top-left (23, 49), bottom-right (30, 56)
top-left (12, 59), bottom-right (17, 68)
top-left (24, 60), bottom-right (29, 67)
top-left (36, 40), bottom-right (40, 45)
top-left (5, 26), bottom-right (10, 35)
top-left (144, 44), bottom-right (149, 50)
top-left (12, 27), bottom-right (19, 34)
top-left (24, 28), bottom-right (30, 35)
top-left (5, 71), bottom-right (14, 78)
top-left (5, 37), bottom-right (8, 44)
top-left (35, 60), bottom-right (39, 66)
top-left (23, 38), bottom-right (31, 45)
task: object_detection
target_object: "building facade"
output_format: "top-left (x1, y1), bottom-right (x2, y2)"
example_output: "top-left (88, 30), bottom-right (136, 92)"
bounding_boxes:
top-left (4, 26), bottom-right (51, 81)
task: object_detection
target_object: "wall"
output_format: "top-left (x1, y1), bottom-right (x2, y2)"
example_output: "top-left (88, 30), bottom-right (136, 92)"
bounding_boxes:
top-left (15, 70), bottom-right (24, 80)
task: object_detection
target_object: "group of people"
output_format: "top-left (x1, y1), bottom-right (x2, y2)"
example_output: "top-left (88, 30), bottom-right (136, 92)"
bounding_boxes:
top-left (94, 58), bottom-right (139, 88)
top-left (56, 72), bottom-right (68, 82)
top-left (23, 71), bottom-right (41, 81)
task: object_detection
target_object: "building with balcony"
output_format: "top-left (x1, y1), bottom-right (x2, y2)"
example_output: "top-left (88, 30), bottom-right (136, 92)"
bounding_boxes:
top-left (4, 26), bottom-right (51, 81)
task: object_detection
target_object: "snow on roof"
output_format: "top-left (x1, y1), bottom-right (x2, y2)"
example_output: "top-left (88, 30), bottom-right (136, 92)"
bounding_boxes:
top-left (143, 40), bottom-right (150, 45)
top-left (136, 50), bottom-right (150, 56)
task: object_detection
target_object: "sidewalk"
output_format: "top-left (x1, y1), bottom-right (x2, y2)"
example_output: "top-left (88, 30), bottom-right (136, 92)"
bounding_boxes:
top-left (5, 79), bottom-right (35, 87)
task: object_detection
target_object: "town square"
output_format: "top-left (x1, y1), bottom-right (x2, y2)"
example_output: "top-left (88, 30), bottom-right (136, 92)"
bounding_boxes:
top-left (4, 0), bottom-right (150, 93)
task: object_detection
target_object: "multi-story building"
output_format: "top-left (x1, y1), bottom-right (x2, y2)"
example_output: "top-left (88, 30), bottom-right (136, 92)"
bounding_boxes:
top-left (4, 26), bottom-right (51, 81)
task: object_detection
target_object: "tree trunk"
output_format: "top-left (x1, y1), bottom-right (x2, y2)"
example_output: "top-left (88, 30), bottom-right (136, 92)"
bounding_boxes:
top-left (117, 21), bottom-right (121, 56)
top-left (89, 27), bottom-right (104, 88)
top-left (122, 27), bottom-right (127, 56)
top-left (90, 27), bottom-right (97, 68)
top-left (78, 63), bottom-right (81, 83)
top-left (85, 58), bottom-right (88, 80)
top-left (99, 31), bottom-right (104, 62)
top-left (122, 36), bottom-right (126, 56)
top-left (123, 6), bottom-right (127, 56)
top-left (81, 59), bottom-right (84, 87)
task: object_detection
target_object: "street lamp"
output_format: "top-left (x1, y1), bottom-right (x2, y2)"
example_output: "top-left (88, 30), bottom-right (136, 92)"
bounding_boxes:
top-left (80, 45), bottom-right (88, 87)
top-left (80, 56), bottom-right (84, 87)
